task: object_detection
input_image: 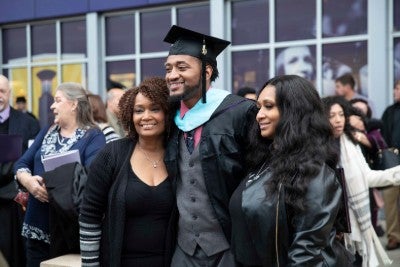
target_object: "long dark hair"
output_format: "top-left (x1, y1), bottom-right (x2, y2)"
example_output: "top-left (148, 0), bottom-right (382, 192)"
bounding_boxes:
top-left (247, 75), bottom-right (337, 211)
top-left (322, 95), bottom-right (357, 144)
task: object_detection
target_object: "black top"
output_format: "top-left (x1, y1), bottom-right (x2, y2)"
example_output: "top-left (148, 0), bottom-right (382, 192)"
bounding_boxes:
top-left (121, 168), bottom-right (173, 267)
top-left (0, 119), bottom-right (9, 134)
top-left (229, 178), bottom-right (262, 266)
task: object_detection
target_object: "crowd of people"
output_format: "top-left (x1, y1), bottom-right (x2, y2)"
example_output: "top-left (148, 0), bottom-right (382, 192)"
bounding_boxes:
top-left (0, 25), bottom-right (400, 267)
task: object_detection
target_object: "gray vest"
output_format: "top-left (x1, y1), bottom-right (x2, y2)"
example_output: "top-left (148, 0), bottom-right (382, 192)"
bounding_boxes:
top-left (176, 135), bottom-right (229, 256)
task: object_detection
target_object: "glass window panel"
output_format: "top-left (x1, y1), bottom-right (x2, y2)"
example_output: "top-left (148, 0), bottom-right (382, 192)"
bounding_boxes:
top-left (394, 0), bottom-right (400, 32)
top-left (140, 10), bottom-right (171, 53)
top-left (275, 45), bottom-right (316, 82)
top-left (9, 68), bottom-right (28, 107)
top-left (32, 66), bottom-right (57, 128)
top-left (322, 41), bottom-right (368, 97)
top-left (141, 58), bottom-right (166, 81)
top-left (31, 24), bottom-right (56, 57)
top-left (106, 15), bottom-right (134, 56)
top-left (275, 0), bottom-right (315, 41)
top-left (2, 27), bottom-right (27, 64)
top-left (177, 5), bottom-right (210, 34)
top-left (231, 0), bottom-right (269, 45)
top-left (394, 38), bottom-right (400, 84)
top-left (62, 63), bottom-right (87, 89)
top-left (322, 0), bottom-right (367, 37)
top-left (106, 61), bottom-right (135, 90)
top-left (61, 20), bottom-right (87, 59)
top-left (232, 49), bottom-right (269, 94)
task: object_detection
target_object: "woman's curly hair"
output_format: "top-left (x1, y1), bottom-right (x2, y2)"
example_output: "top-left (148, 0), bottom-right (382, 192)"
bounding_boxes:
top-left (118, 77), bottom-right (172, 144)
top-left (247, 75), bottom-right (338, 211)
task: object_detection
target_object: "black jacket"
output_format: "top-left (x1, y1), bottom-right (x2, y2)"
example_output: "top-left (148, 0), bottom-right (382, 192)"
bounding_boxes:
top-left (0, 107), bottom-right (39, 267)
top-left (235, 164), bottom-right (353, 267)
top-left (164, 94), bottom-right (258, 240)
top-left (381, 102), bottom-right (400, 148)
top-left (0, 107), bottom-right (40, 198)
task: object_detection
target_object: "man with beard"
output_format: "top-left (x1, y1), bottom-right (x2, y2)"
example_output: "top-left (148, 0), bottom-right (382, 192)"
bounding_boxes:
top-left (163, 25), bottom-right (258, 267)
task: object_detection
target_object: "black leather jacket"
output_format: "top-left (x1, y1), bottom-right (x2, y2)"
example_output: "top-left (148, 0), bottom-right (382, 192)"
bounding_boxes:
top-left (164, 94), bottom-right (258, 240)
top-left (235, 163), bottom-right (351, 267)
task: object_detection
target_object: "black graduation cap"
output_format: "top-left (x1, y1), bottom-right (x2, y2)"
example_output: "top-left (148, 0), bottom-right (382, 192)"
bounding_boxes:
top-left (164, 25), bottom-right (230, 103)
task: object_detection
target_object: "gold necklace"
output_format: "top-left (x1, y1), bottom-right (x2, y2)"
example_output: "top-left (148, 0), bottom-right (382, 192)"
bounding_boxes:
top-left (137, 144), bottom-right (162, 168)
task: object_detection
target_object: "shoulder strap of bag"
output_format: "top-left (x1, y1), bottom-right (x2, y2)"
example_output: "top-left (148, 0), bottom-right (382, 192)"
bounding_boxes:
top-left (370, 131), bottom-right (388, 150)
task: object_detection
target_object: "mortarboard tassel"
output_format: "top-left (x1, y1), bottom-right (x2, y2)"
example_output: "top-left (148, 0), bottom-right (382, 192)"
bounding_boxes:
top-left (201, 38), bottom-right (207, 103)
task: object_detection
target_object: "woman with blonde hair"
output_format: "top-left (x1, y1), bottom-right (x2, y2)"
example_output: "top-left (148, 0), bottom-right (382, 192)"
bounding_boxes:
top-left (14, 82), bottom-right (106, 266)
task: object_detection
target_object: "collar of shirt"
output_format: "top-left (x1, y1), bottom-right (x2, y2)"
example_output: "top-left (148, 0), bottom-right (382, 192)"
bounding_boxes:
top-left (180, 101), bottom-right (202, 148)
top-left (0, 106), bottom-right (10, 123)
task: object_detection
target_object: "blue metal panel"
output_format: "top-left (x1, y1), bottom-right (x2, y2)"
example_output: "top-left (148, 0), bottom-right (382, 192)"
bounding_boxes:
top-left (88, 0), bottom-right (187, 12)
top-left (88, 0), bottom-right (148, 12)
top-left (0, 0), bottom-right (35, 24)
top-left (0, 0), bottom-right (187, 24)
top-left (35, 0), bottom-right (89, 18)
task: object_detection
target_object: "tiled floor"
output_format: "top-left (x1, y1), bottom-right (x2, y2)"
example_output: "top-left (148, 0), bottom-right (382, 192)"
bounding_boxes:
top-left (378, 220), bottom-right (400, 266)
top-left (379, 235), bottom-right (400, 266)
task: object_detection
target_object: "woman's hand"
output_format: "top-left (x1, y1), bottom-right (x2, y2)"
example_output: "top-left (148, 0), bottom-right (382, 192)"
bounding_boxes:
top-left (17, 172), bottom-right (49, 203)
top-left (349, 115), bottom-right (365, 131)
top-left (352, 131), bottom-right (372, 148)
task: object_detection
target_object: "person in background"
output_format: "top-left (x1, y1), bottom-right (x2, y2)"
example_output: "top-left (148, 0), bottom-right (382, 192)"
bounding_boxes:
top-left (106, 87), bottom-right (125, 137)
top-left (15, 96), bottom-right (37, 120)
top-left (380, 80), bottom-right (400, 250)
top-left (0, 75), bottom-right (40, 267)
top-left (236, 86), bottom-right (256, 101)
top-left (394, 42), bottom-right (400, 83)
top-left (230, 75), bottom-right (350, 267)
top-left (349, 98), bottom-right (386, 237)
top-left (334, 73), bottom-right (375, 116)
top-left (14, 82), bottom-right (106, 267)
top-left (322, 56), bottom-right (353, 96)
top-left (87, 93), bottom-right (120, 143)
top-left (322, 95), bottom-right (400, 266)
top-left (79, 77), bottom-right (175, 267)
top-left (163, 25), bottom-right (258, 267)
top-left (0, 75), bottom-right (40, 151)
top-left (275, 45), bottom-right (315, 82)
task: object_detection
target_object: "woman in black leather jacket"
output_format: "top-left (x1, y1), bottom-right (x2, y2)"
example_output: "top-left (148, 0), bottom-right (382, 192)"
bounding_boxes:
top-left (229, 75), bottom-right (352, 267)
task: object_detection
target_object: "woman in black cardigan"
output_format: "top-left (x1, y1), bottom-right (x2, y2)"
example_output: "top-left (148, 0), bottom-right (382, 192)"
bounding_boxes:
top-left (79, 77), bottom-right (176, 267)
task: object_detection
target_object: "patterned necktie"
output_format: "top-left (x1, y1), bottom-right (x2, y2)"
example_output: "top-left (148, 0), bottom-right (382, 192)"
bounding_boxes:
top-left (185, 130), bottom-right (195, 154)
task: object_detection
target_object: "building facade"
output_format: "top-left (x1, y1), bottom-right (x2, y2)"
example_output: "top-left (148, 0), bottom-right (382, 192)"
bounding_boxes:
top-left (0, 0), bottom-right (399, 117)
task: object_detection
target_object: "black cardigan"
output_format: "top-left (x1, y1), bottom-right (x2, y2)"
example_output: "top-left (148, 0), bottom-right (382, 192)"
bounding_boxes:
top-left (79, 138), bottom-right (177, 267)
